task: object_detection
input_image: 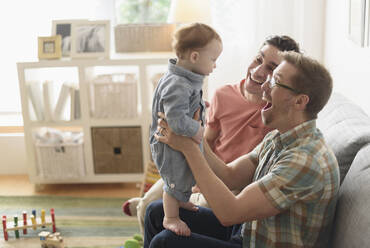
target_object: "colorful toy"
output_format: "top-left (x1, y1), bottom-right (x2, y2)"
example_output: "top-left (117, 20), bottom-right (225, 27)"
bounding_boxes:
top-left (132, 234), bottom-right (143, 245)
top-left (124, 239), bottom-right (140, 248)
top-left (39, 231), bottom-right (64, 248)
top-left (122, 233), bottom-right (143, 248)
top-left (2, 208), bottom-right (56, 241)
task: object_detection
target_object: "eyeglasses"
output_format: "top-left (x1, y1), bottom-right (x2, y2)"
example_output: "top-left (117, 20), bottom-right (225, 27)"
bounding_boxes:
top-left (267, 75), bottom-right (300, 94)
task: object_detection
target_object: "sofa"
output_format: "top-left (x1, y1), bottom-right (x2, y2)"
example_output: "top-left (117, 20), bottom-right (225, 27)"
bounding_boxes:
top-left (315, 92), bottom-right (370, 247)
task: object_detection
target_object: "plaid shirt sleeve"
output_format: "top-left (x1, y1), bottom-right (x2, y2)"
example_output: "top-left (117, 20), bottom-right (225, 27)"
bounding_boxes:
top-left (258, 150), bottom-right (325, 211)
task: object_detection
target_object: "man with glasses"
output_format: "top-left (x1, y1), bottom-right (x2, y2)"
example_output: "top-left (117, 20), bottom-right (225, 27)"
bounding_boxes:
top-left (145, 51), bottom-right (339, 248)
top-left (266, 74), bottom-right (300, 93)
top-left (123, 35), bottom-right (300, 234)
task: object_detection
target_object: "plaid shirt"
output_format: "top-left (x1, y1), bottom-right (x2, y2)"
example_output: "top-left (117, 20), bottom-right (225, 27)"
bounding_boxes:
top-left (242, 120), bottom-right (340, 248)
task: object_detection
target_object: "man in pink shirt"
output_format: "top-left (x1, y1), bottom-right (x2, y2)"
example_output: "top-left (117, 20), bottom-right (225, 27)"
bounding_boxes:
top-left (123, 35), bottom-right (301, 234)
top-left (206, 80), bottom-right (272, 163)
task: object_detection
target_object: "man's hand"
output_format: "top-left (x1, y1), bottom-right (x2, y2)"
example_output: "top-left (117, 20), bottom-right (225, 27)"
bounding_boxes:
top-left (155, 113), bottom-right (194, 152)
top-left (155, 108), bottom-right (202, 152)
top-left (192, 185), bottom-right (201, 193)
top-left (193, 108), bottom-right (201, 122)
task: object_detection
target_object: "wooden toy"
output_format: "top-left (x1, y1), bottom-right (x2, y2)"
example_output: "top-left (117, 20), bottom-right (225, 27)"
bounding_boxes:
top-left (14, 216), bottom-right (20, 239)
top-left (22, 211), bottom-right (27, 234)
top-left (2, 208), bottom-right (56, 241)
top-left (39, 231), bottom-right (64, 248)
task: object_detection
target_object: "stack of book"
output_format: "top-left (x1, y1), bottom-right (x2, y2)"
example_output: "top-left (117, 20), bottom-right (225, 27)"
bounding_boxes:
top-left (27, 81), bottom-right (81, 121)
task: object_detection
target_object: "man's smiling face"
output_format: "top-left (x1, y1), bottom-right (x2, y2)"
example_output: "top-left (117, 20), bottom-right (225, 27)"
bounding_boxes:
top-left (244, 44), bottom-right (282, 97)
top-left (261, 60), bottom-right (300, 133)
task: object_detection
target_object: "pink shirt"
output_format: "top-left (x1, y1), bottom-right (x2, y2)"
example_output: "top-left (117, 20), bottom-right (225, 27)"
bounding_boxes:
top-left (207, 79), bottom-right (272, 163)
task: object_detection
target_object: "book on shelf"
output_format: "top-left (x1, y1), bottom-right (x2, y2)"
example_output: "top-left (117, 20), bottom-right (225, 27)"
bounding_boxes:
top-left (70, 87), bottom-right (81, 120)
top-left (27, 81), bottom-right (44, 121)
top-left (42, 80), bottom-right (55, 121)
top-left (74, 88), bottom-right (81, 120)
top-left (53, 83), bottom-right (72, 121)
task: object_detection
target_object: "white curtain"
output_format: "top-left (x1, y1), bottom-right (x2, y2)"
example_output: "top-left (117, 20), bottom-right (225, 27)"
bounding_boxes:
top-left (207, 0), bottom-right (325, 99)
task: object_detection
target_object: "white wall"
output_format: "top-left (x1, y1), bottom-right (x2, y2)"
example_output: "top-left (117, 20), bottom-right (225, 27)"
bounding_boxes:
top-left (324, 0), bottom-right (370, 115)
top-left (0, 134), bottom-right (28, 174)
top-left (207, 0), bottom-right (326, 100)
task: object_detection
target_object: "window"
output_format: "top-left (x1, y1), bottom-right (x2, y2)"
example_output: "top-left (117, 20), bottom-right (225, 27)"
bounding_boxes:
top-left (115, 0), bottom-right (170, 24)
top-left (0, 0), bottom-right (113, 126)
top-left (0, 0), bottom-right (171, 127)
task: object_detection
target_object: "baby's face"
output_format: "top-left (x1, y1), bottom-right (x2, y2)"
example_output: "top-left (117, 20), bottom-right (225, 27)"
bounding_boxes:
top-left (192, 39), bottom-right (223, 76)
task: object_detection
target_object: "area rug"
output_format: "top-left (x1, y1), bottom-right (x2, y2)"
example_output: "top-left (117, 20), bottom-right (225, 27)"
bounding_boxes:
top-left (0, 196), bottom-right (140, 248)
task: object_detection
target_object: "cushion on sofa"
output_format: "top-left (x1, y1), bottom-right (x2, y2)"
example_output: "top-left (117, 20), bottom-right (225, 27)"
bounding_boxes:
top-left (330, 143), bottom-right (370, 248)
top-left (317, 92), bottom-right (370, 184)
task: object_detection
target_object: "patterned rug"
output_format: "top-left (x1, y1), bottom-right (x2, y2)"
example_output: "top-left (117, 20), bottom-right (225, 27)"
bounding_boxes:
top-left (0, 196), bottom-right (140, 248)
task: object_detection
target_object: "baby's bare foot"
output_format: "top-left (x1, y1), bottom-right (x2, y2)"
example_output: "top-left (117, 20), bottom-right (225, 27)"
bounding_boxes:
top-left (163, 216), bottom-right (191, 236)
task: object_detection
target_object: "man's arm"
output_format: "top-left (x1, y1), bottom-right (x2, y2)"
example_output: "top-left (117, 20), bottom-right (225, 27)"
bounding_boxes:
top-left (203, 140), bottom-right (254, 191)
top-left (204, 126), bottom-right (219, 151)
top-left (181, 142), bottom-right (280, 226)
top-left (155, 117), bottom-right (280, 226)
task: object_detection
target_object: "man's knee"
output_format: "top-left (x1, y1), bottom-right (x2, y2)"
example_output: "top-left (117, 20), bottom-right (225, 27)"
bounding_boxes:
top-left (150, 230), bottom-right (176, 248)
top-left (145, 200), bottom-right (164, 224)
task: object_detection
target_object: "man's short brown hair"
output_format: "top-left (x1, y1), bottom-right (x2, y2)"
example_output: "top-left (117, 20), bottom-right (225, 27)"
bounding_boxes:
top-left (264, 35), bottom-right (300, 53)
top-left (282, 51), bottom-right (333, 119)
top-left (172, 23), bottom-right (221, 59)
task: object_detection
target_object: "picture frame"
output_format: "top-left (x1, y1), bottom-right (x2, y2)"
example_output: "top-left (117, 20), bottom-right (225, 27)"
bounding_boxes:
top-left (348, 0), bottom-right (366, 46)
top-left (52, 19), bottom-right (88, 57)
top-left (38, 35), bottom-right (62, 60)
top-left (70, 20), bottom-right (110, 59)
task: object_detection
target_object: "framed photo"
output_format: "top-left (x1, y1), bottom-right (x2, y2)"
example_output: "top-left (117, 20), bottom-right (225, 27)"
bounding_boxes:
top-left (348, 0), bottom-right (366, 46)
top-left (52, 19), bottom-right (87, 57)
top-left (38, 35), bottom-right (62, 60)
top-left (70, 20), bottom-right (110, 59)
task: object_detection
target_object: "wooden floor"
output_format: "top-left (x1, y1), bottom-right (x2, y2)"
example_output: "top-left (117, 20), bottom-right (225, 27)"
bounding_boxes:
top-left (0, 175), bottom-right (141, 198)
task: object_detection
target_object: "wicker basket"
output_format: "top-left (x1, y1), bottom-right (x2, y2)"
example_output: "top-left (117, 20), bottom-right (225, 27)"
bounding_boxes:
top-left (91, 127), bottom-right (143, 174)
top-left (114, 23), bottom-right (175, 52)
top-left (90, 73), bottom-right (138, 119)
top-left (35, 142), bottom-right (85, 179)
top-left (92, 82), bottom-right (137, 119)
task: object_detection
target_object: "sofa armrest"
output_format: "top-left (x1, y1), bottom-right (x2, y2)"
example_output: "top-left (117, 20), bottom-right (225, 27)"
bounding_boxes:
top-left (317, 92), bottom-right (370, 184)
top-left (330, 143), bottom-right (370, 247)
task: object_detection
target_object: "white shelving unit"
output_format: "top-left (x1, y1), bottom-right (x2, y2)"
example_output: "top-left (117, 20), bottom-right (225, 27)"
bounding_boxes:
top-left (17, 53), bottom-right (172, 184)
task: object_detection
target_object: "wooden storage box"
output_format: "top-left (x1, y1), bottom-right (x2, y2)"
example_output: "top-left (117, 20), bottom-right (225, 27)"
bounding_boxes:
top-left (114, 23), bottom-right (175, 52)
top-left (92, 127), bottom-right (143, 174)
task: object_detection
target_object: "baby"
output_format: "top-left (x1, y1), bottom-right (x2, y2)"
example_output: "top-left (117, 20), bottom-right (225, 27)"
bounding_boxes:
top-left (149, 23), bottom-right (222, 236)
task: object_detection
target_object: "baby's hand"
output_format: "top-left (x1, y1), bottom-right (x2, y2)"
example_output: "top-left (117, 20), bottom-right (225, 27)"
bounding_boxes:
top-left (192, 125), bottom-right (204, 144)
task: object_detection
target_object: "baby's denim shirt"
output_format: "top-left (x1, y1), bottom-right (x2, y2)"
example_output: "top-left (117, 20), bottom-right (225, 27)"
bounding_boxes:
top-left (149, 58), bottom-right (206, 202)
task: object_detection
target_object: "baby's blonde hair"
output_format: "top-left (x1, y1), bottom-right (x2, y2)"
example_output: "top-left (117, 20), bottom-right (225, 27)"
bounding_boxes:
top-left (172, 23), bottom-right (221, 59)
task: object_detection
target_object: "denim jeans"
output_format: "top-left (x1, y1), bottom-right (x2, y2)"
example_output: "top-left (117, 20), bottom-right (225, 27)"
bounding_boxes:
top-left (144, 200), bottom-right (243, 248)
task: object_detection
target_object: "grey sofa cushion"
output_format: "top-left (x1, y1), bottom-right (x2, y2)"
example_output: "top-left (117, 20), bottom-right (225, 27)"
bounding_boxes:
top-left (317, 92), bottom-right (370, 184)
top-left (330, 143), bottom-right (370, 248)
